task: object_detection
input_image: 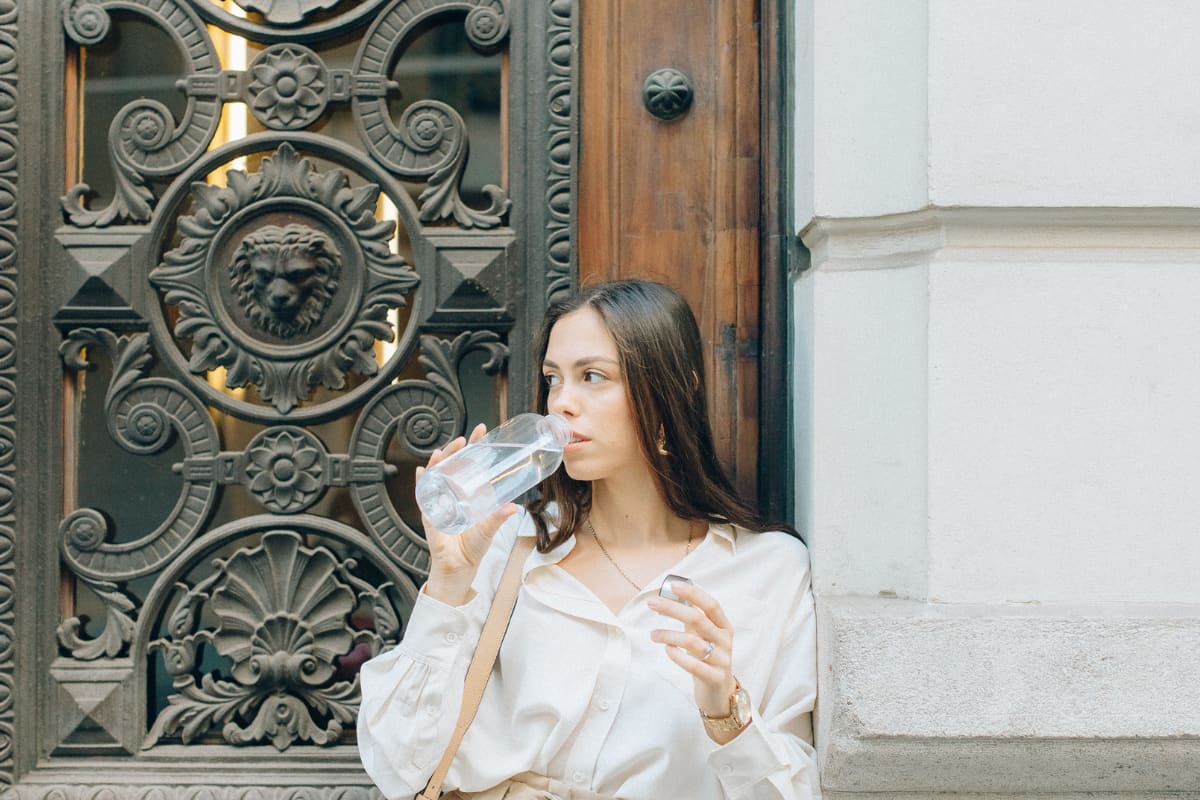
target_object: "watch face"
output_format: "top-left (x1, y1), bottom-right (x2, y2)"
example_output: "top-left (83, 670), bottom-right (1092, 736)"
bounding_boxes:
top-left (733, 686), bottom-right (752, 724)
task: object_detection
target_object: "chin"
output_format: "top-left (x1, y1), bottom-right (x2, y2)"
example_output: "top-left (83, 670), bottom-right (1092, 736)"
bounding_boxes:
top-left (561, 462), bottom-right (590, 481)
top-left (561, 456), bottom-right (600, 483)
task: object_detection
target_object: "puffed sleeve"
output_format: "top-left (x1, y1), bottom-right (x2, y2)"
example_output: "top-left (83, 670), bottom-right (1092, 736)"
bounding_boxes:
top-left (707, 546), bottom-right (822, 800)
top-left (357, 518), bottom-right (521, 799)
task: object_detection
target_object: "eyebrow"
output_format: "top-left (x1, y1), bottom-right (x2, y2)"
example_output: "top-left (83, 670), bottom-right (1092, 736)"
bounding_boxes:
top-left (542, 356), bottom-right (620, 370)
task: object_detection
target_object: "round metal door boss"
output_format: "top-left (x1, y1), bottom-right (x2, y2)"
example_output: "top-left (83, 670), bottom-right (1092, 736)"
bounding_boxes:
top-left (642, 67), bottom-right (694, 121)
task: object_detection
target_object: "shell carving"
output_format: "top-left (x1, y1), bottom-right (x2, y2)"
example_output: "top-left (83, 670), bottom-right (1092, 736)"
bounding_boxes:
top-left (211, 532), bottom-right (354, 688)
top-left (145, 528), bottom-right (408, 750)
top-left (235, 0), bottom-right (339, 25)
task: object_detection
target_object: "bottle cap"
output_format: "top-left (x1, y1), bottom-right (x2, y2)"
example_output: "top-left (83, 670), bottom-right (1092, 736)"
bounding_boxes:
top-left (540, 414), bottom-right (572, 448)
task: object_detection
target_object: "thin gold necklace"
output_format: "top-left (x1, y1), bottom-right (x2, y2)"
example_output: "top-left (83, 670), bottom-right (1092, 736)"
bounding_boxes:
top-left (585, 517), bottom-right (695, 592)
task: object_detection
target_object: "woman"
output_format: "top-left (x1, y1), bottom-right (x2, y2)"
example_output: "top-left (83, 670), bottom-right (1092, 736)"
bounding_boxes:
top-left (358, 280), bottom-right (820, 799)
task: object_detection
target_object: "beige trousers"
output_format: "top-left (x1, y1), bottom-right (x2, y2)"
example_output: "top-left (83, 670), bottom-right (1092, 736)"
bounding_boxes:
top-left (441, 772), bottom-right (614, 800)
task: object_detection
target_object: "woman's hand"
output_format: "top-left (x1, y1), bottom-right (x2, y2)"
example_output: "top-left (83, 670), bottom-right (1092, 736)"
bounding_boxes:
top-left (419, 423), bottom-right (519, 607)
top-left (647, 581), bottom-right (744, 743)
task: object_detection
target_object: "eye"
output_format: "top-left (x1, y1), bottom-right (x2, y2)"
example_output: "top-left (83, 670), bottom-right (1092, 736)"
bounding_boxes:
top-left (543, 372), bottom-right (561, 387)
top-left (583, 369), bottom-right (605, 384)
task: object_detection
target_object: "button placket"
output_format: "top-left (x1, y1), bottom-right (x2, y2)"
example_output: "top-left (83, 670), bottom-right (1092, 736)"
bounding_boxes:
top-left (561, 626), bottom-right (629, 791)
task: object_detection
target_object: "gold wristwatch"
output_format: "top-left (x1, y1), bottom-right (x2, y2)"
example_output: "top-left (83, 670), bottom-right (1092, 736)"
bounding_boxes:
top-left (699, 678), bottom-right (752, 735)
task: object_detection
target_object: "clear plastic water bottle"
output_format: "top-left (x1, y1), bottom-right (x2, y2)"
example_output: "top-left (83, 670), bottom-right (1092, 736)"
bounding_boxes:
top-left (415, 413), bottom-right (572, 535)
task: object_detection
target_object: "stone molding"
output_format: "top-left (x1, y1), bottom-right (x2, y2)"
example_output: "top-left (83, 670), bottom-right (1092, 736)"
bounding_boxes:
top-left (817, 597), bottom-right (1200, 796)
top-left (800, 206), bottom-right (1200, 272)
top-left (0, 0), bottom-right (16, 790)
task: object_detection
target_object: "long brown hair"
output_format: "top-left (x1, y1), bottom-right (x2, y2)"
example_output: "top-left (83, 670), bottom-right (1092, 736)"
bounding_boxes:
top-left (527, 280), bottom-right (795, 552)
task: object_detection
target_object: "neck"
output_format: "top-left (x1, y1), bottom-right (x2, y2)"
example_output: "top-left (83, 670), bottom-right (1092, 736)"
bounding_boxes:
top-left (588, 465), bottom-right (692, 548)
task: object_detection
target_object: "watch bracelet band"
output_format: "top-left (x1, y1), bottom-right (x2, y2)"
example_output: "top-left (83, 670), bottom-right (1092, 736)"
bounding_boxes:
top-left (699, 679), bottom-right (749, 732)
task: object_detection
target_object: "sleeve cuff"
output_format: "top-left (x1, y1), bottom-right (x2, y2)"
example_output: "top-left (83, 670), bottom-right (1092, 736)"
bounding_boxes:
top-left (396, 588), bottom-right (485, 664)
top-left (707, 716), bottom-right (790, 794)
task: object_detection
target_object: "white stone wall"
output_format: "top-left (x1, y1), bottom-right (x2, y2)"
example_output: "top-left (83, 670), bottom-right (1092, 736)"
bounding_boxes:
top-left (792, 2), bottom-right (1200, 796)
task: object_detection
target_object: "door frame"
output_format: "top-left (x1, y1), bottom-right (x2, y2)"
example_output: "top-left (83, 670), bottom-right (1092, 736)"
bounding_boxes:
top-left (758, 0), bottom-right (795, 524)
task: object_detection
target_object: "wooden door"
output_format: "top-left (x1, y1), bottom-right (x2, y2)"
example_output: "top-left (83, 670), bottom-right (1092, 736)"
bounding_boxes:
top-left (0, 0), bottom-right (785, 796)
top-left (578, 0), bottom-right (785, 514)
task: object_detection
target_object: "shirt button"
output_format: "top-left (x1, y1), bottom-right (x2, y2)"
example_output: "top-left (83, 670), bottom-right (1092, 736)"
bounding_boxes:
top-left (597, 699), bottom-right (610, 711)
top-left (573, 771), bottom-right (585, 784)
top-left (425, 704), bottom-right (438, 717)
top-left (719, 764), bottom-right (733, 776)
top-left (444, 631), bottom-right (460, 643)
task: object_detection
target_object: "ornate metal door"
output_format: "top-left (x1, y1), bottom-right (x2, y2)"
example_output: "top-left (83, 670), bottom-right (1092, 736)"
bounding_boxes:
top-left (2, 0), bottom-right (577, 797)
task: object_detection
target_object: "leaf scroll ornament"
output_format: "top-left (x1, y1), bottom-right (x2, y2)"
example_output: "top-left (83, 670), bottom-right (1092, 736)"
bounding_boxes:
top-left (56, 576), bottom-right (137, 660)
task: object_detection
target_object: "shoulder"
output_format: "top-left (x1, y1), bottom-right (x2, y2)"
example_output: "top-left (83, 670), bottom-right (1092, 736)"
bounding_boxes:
top-left (731, 525), bottom-right (810, 564)
top-left (724, 524), bottom-right (813, 598)
top-left (469, 509), bottom-right (539, 596)
top-left (707, 526), bottom-right (814, 642)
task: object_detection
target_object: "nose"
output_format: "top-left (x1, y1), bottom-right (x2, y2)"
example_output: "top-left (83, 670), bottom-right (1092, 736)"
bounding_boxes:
top-left (268, 279), bottom-right (292, 304)
top-left (546, 383), bottom-right (578, 418)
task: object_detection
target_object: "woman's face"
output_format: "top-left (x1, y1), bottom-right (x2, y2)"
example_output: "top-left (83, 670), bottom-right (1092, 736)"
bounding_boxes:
top-left (542, 307), bottom-right (645, 482)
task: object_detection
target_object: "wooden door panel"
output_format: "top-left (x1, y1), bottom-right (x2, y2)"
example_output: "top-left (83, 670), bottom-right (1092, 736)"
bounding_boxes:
top-left (578, 0), bottom-right (762, 500)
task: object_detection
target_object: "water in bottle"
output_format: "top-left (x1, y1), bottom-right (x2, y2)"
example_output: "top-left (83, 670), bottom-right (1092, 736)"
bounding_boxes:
top-left (415, 413), bottom-right (572, 534)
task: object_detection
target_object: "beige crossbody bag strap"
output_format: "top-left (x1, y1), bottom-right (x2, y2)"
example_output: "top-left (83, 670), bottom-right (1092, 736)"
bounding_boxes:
top-left (416, 534), bottom-right (535, 800)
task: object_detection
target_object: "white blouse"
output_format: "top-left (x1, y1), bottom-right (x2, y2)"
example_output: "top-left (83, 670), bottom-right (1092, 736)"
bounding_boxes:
top-left (357, 512), bottom-right (821, 800)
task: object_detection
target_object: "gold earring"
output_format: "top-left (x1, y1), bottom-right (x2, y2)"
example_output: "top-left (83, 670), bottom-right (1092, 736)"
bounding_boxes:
top-left (656, 424), bottom-right (670, 456)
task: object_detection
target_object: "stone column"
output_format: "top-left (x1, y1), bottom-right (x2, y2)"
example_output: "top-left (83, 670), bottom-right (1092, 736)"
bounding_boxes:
top-left (793, 2), bottom-right (1200, 796)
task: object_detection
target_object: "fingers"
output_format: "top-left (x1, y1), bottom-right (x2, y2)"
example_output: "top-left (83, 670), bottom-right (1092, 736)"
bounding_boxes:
top-left (420, 438), bottom-right (466, 474)
top-left (669, 581), bottom-right (733, 630)
top-left (413, 424), bottom-right (511, 606)
top-left (416, 425), bottom-right (503, 549)
top-left (418, 424), bottom-right (490, 476)
top-left (458, 502), bottom-right (518, 564)
top-left (474, 502), bottom-right (520, 541)
top-left (653, 626), bottom-right (733, 712)
top-left (467, 422), bottom-right (488, 444)
top-left (647, 592), bottom-right (725, 644)
top-left (650, 628), bottom-right (727, 667)
top-left (661, 637), bottom-right (731, 687)
top-left (648, 581), bottom-right (736, 710)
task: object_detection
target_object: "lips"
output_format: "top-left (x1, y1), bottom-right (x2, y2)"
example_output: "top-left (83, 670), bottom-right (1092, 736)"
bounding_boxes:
top-left (564, 432), bottom-right (590, 453)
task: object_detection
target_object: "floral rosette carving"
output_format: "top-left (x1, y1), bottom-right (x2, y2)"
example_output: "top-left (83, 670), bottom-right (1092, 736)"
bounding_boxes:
top-left (146, 531), bottom-right (399, 750)
top-left (149, 143), bottom-right (420, 414)
top-left (245, 427), bottom-right (327, 513)
top-left (247, 45), bottom-right (328, 130)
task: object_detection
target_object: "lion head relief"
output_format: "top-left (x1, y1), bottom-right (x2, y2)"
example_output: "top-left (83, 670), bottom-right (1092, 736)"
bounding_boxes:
top-left (230, 223), bottom-right (342, 340)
